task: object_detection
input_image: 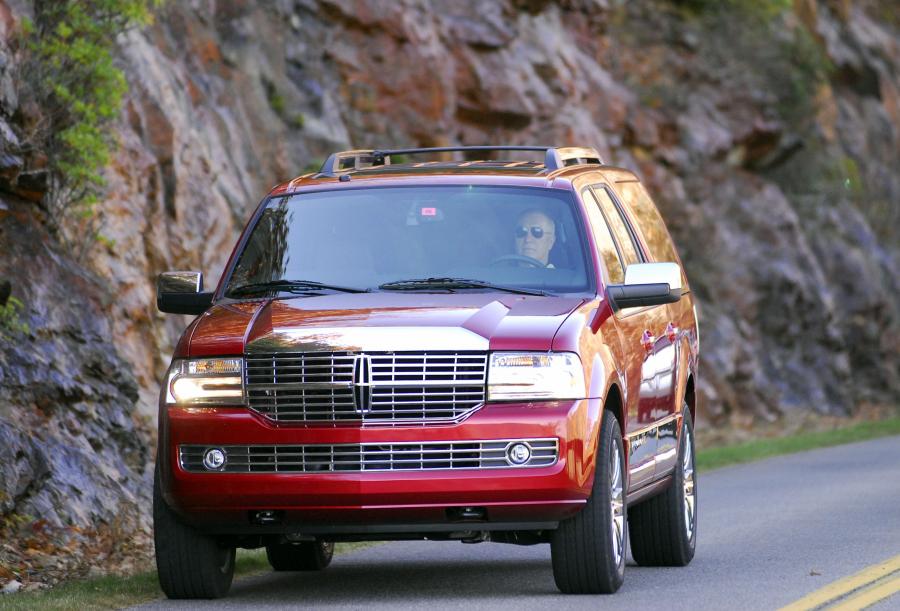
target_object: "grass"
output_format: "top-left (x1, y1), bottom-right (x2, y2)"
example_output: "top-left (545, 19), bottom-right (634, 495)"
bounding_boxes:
top-left (695, 417), bottom-right (900, 472)
top-left (0, 570), bottom-right (162, 611)
top-left (2, 417), bottom-right (898, 608)
top-left (0, 543), bottom-right (375, 610)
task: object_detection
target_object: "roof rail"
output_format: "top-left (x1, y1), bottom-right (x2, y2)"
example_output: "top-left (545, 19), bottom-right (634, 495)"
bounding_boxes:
top-left (317, 146), bottom-right (603, 176)
top-left (317, 149), bottom-right (387, 177)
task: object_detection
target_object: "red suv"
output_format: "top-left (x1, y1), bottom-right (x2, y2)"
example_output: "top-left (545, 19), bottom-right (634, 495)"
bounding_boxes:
top-left (154, 146), bottom-right (699, 599)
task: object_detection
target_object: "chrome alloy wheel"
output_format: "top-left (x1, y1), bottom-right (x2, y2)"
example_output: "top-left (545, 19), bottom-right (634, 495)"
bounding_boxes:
top-left (610, 439), bottom-right (625, 566)
top-left (682, 426), bottom-right (696, 540)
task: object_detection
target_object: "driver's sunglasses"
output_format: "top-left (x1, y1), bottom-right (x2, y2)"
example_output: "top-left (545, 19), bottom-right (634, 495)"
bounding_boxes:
top-left (515, 226), bottom-right (550, 239)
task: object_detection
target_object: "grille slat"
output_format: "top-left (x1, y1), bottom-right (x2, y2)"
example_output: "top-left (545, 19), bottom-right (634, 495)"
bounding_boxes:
top-left (245, 351), bottom-right (487, 423)
top-left (179, 439), bottom-right (558, 473)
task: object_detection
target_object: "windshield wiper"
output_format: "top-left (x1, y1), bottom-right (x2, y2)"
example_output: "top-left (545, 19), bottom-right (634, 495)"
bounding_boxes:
top-left (227, 279), bottom-right (370, 297)
top-left (378, 277), bottom-right (546, 296)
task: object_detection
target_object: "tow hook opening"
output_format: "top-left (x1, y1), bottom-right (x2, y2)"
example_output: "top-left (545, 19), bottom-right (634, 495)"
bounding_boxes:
top-left (250, 510), bottom-right (284, 525)
top-left (446, 506), bottom-right (488, 522)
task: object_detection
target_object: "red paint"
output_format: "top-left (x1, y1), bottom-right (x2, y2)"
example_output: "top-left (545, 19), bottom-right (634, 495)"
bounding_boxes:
top-left (162, 401), bottom-right (592, 526)
top-left (159, 162), bottom-right (699, 537)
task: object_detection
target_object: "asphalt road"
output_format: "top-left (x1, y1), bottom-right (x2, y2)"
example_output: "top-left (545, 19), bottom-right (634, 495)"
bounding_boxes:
top-left (138, 435), bottom-right (900, 610)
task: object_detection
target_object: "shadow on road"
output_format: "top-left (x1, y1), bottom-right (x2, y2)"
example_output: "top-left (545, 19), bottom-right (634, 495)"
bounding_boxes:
top-left (233, 557), bottom-right (561, 602)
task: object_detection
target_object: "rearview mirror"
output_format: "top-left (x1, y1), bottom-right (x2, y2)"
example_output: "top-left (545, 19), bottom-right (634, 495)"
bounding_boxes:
top-left (157, 271), bottom-right (213, 315)
top-left (607, 262), bottom-right (682, 310)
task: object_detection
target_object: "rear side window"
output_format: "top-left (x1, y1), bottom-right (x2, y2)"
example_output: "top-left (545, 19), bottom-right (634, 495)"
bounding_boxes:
top-left (582, 189), bottom-right (625, 284)
top-left (615, 181), bottom-right (681, 265)
top-left (590, 186), bottom-right (642, 268)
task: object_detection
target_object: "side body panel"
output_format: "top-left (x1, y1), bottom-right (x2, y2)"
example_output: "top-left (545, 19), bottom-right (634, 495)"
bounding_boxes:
top-left (602, 169), bottom-right (699, 485)
top-left (562, 174), bottom-right (644, 491)
top-left (575, 172), bottom-right (684, 491)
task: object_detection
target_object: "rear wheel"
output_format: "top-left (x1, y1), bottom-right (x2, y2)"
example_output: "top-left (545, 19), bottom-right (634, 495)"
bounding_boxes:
top-left (154, 465), bottom-right (235, 599)
top-left (550, 409), bottom-right (626, 594)
top-left (628, 406), bottom-right (697, 566)
top-left (266, 540), bottom-right (334, 571)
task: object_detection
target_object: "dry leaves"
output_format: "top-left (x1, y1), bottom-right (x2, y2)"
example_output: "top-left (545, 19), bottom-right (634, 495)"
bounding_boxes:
top-left (0, 510), bottom-right (152, 592)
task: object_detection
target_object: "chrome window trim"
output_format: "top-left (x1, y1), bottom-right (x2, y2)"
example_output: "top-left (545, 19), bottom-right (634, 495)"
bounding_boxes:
top-left (625, 413), bottom-right (683, 483)
top-left (624, 413), bottom-right (679, 439)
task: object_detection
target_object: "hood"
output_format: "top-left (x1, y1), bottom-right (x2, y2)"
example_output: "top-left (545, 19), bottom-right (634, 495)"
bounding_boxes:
top-left (187, 292), bottom-right (585, 356)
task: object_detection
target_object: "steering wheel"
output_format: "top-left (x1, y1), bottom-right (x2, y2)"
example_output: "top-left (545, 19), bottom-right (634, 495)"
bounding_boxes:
top-left (490, 254), bottom-right (546, 268)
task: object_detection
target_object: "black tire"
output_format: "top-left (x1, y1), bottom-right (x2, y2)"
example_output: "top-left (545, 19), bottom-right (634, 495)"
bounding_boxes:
top-left (154, 465), bottom-right (235, 599)
top-left (550, 409), bottom-right (626, 594)
top-left (628, 406), bottom-right (697, 567)
top-left (266, 540), bottom-right (334, 571)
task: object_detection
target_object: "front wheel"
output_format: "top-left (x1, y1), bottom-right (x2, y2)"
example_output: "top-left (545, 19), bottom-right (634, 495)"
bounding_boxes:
top-left (154, 465), bottom-right (235, 599)
top-left (550, 409), bottom-right (626, 594)
top-left (628, 406), bottom-right (697, 566)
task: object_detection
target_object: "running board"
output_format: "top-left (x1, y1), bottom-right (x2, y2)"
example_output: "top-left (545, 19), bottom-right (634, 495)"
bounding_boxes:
top-left (628, 475), bottom-right (674, 506)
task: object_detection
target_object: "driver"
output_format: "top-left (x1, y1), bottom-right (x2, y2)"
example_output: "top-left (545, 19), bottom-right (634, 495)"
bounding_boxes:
top-left (514, 209), bottom-right (556, 267)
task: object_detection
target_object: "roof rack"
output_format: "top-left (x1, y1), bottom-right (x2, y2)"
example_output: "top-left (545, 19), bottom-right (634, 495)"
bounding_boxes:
top-left (317, 146), bottom-right (603, 176)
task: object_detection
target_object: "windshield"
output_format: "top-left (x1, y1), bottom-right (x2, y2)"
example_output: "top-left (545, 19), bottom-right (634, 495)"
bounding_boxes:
top-left (224, 185), bottom-right (593, 295)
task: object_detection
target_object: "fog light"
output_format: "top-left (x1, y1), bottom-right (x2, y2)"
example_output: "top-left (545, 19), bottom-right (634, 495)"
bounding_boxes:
top-left (202, 447), bottom-right (226, 470)
top-left (506, 442), bottom-right (532, 466)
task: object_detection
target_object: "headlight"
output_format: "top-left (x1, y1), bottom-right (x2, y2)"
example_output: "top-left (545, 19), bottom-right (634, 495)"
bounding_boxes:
top-left (165, 358), bottom-right (245, 406)
top-left (487, 352), bottom-right (585, 401)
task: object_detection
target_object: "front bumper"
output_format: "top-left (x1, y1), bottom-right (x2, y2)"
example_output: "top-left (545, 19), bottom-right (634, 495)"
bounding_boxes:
top-left (159, 400), bottom-right (596, 534)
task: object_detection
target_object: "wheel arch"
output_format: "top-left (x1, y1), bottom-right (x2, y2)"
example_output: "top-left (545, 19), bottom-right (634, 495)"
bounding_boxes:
top-left (604, 382), bottom-right (625, 431)
top-left (602, 381), bottom-right (626, 473)
top-left (684, 374), bottom-right (696, 424)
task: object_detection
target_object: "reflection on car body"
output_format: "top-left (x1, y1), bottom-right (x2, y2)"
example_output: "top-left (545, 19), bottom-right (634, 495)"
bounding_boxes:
top-left (153, 146), bottom-right (700, 599)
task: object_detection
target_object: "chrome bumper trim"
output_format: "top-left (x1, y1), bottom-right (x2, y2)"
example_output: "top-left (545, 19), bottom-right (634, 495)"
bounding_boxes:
top-left (179, 438), bottom-right (558, 473)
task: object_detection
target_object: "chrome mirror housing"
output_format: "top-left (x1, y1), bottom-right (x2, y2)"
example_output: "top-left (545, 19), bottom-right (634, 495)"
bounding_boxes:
top-left (608, 262), bottom-right (683, 310)
top-left (624, 262), bottom-right (682, 291)
top-left (158, 271), bottom-right (204, 295)
top-left (157, 271), bottom-right (213, 315)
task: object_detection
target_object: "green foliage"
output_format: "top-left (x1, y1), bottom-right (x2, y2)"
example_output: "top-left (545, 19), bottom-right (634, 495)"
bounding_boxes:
top-left (766, 127), bottom-right (897, 244)
top-left (21, 0), bottom-right (162, 250)
top-left (776, 27), bottom-right (832, 125)
top-left (829, 156), bottom-right (863, 198)
top-left (0, 296), bottom-right (30, 338)
top-left (0, 543), bottom-right (379, 609)
top-left (267, 89), bottom-right (286, 115)
top-left (290, 113), bottom-right (305, 130)
top-left (659, 0), bottom-right (831, 125)
top-left (696, 417), bottom-right (900, 472)
top-left (673, 0), bottom-right (792, 20)
top-left (96, 233), bottom-right (117, 251)
top-left (863, 0), bottom-right (900, 29)
top-left (301, 158), bottom-right (324, 174)
top-left (264, 78), bottom-right (305, 130)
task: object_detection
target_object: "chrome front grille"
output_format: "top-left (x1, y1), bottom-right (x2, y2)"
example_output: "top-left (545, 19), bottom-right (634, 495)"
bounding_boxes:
top-left (245, 351), bottom-right (488, 423)
top-left (179, 439), bottom-right (558, 473)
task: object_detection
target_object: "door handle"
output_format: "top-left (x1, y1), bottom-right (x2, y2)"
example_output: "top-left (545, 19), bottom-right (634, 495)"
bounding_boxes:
top-left (640, 330), bottom-right (655, 353)
top-left (665, 322), bottom-right (679, 342)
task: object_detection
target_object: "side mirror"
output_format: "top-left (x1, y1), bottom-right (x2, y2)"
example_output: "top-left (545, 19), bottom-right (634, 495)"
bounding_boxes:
top-left (157, 271), bottom-right (214, 315)
top-left (607, 262), bottom-right (682, 310)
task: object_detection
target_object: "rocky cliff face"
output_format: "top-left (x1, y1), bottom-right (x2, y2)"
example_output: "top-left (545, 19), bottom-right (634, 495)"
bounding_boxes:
top-left (0, 201), bottom-right (152, 587)
top-left (101, 0), bottom-right (900, 423)
top-left (0, 0), bottom-right (897, 586)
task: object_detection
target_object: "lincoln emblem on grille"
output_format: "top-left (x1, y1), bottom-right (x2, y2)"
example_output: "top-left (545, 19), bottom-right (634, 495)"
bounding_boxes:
top-left (352, 354), bottom-right (374, 414)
